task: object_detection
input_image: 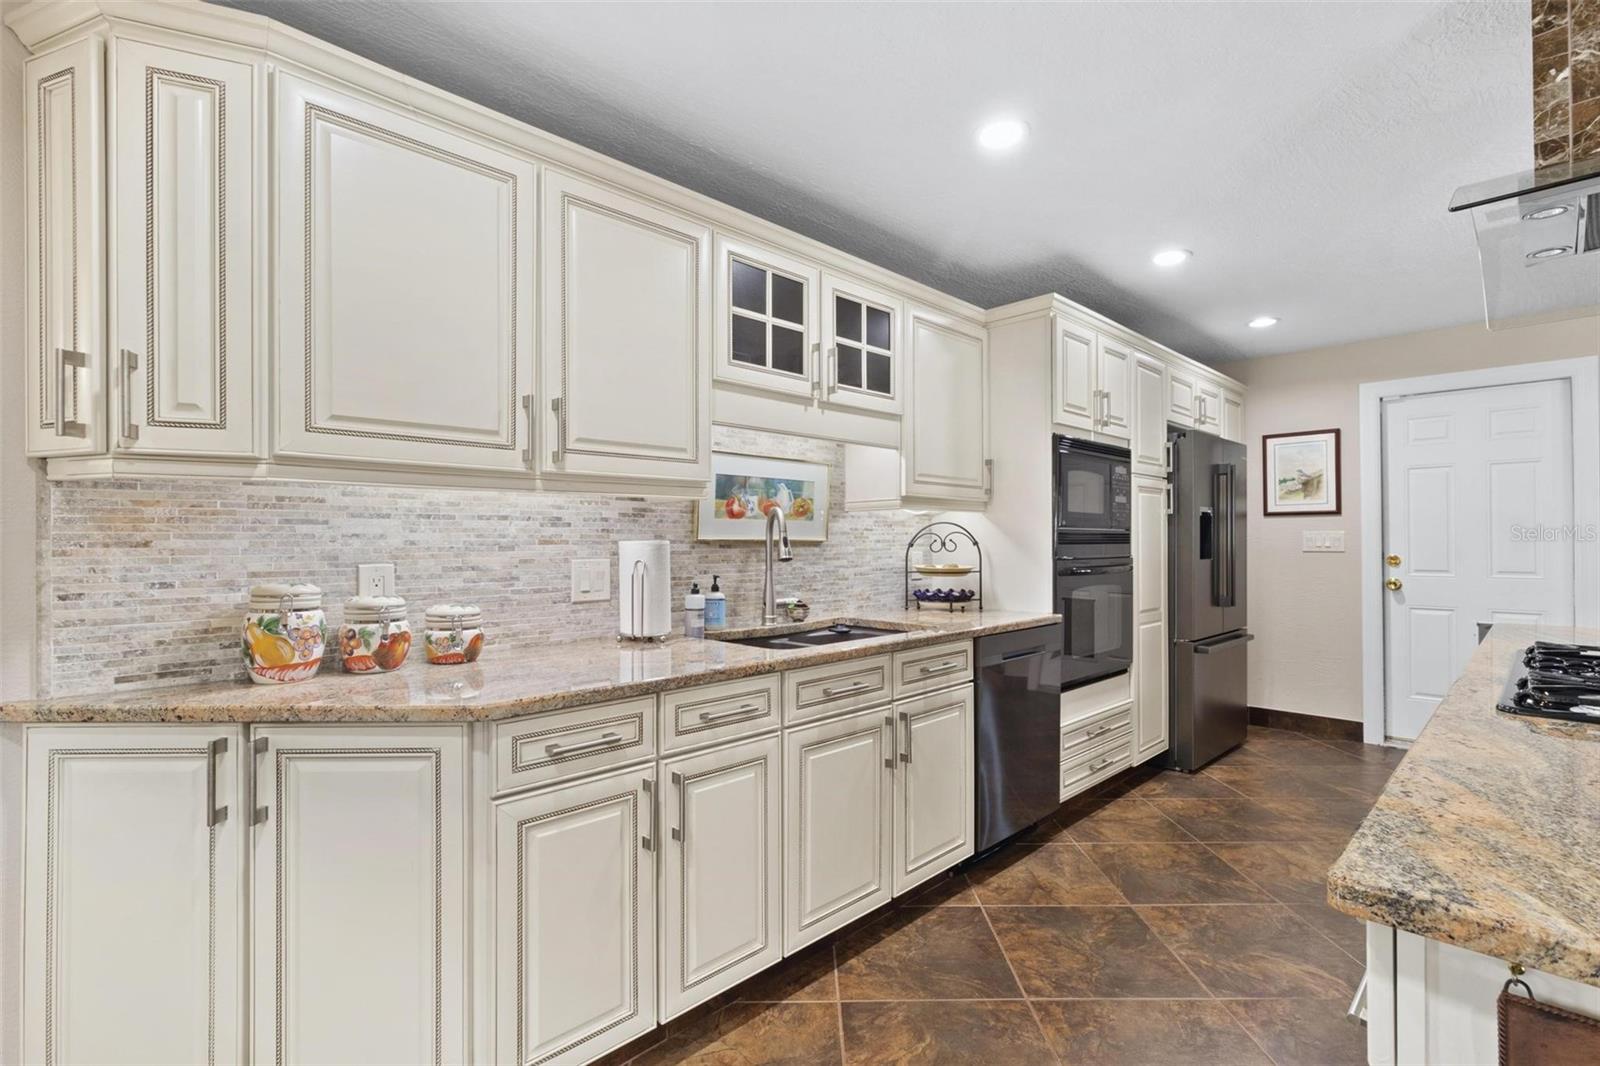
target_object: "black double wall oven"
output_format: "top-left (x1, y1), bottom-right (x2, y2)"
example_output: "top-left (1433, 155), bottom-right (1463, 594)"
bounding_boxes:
top-left (1054, 435), bottom-right (1134, 690)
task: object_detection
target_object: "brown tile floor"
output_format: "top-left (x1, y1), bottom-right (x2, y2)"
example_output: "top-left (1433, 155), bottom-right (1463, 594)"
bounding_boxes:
top-left (618, 725), bottom-right (1403, 1065)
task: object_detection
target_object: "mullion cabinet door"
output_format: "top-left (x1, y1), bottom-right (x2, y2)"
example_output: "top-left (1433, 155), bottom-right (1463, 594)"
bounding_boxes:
top-left (821, 272), bottom-right (903, 415)
top-left (249, 724), bottom-right (468, 1066)
top-left (275, 71), bottom-right (535, 472)
top-left (24, 725), bottom-right (244, 1066)
top-left (660, 733), bottom-right (782, 1019)
top-left (112, 37), bottom-right (260, 457)
top-left (24, 37), bottom-right (106, 458)
top-left (713, 233), bottom-right (819, 399)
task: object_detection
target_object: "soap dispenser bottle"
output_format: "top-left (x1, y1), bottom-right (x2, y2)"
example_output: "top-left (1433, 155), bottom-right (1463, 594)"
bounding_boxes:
top-left (684, 581), bottom-right (706, 639)
top-left (704, 576), bottom-right (727, 629)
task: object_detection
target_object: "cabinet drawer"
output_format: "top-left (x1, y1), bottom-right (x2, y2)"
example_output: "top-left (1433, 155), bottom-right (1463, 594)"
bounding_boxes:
top-left (892, 640), bottom-right (973, 698)
top-left (494, 696), bottom-right (656, 794)
top-left (660, 673), bottom-right (781, 753)
top-left (784, 654), bottom-right (893, 725)
top-left (1060, 703), bottom-right (1132, 765)
top-left (1060, 734), bottom-right (1133, 801)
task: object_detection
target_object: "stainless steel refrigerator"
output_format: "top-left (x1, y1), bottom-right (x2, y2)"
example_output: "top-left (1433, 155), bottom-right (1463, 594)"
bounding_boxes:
top-left (1167, 426), bottom-right (1251, 770)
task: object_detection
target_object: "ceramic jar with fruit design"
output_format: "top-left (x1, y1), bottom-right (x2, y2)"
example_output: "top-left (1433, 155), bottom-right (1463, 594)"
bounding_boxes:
top-left (338, 596), bottom-right (412, 673)
top-left (243, 584), bottom-right (326, 684)
top-left (424, 604), bottom-right (484, 665)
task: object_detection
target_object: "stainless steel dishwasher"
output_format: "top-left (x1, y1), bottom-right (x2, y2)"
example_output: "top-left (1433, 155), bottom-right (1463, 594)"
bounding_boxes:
top-left (974, 624), bottom-right (1064, 853)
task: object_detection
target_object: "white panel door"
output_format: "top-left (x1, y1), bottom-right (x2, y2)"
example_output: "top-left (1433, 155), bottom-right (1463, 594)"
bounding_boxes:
top-left (495, 764), bottom-right (656, 1066)
top-left (660, 733), bottom-right (781, 1019)
top-left (1382, 380), bottom-right (1574, 740)
top-left (541, 170), bottom-right (711, 486)
top-left (25, 38), bottom-right (105, 457)
top-left (1131, 352), bottom-right (1168, 477)
top-left (783, 707), bottom-right (893, 952)
top-left (250, 725), bottom-right (468, 1066)
top-left (1096, 336), bottom-right (1133, 443)
top-left (24, 726), bottom-right (243, 1066)
top-left (1167, 368), bottom-right (1197, 428)
top-left (821, 271), bottom-right (903, 415)
top-left (902, 306), bottom-right (989, 504)
top-left (275, 72), bottom-right (534, 471)
top-left (713, 233), bottom-right (819, 399)
top-left (1221, 389), bottom-right (1245, 444)
top-left (1133, 477), bottom-right (1170, 761)
top-left (1053, 318), bottom-right (1096, 433)
top-left (112, 38), bottom-right (259, 457)
top-left (891, 687), bottom-right (974, 895)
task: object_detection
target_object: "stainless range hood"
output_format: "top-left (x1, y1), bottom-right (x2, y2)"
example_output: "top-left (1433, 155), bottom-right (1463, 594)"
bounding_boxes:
top-left (1450, 156), bottom-right (1600, 329)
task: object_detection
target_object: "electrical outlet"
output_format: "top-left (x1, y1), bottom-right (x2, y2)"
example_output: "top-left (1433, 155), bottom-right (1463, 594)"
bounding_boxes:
top-left (571, 559), bottom-right (610, 603)
top-left (356, 563), bottom-right (396, 597)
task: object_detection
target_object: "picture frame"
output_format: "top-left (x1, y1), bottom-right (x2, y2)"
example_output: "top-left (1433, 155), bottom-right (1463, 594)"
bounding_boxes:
top-left (1262, 428), bottom-right (1342, 516)
top-left (694, 452), bottom-right (831, 542)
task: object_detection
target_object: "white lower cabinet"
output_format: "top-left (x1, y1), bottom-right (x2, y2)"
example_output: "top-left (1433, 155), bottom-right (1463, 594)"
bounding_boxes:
top-left (660, 733), bottom-right (782, 1019)
top-left (783, 707), bottom-right (894, 952)
top-left (1132, 476), bottom-right (1170, 762)
top-left (23, 726), bottom-right (244, 1066)
top-left (495, 763), bottom-right (657, 1066)
top-left (250, 724), bottom-right (468, 1066)
top-left (891, 687), bottom-right (974, 895)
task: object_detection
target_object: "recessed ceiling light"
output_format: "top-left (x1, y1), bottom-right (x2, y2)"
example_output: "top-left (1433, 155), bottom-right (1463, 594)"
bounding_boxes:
top-left (1247, 316), bottom-right (1279, 329)
top-left (976, 117), bottom-right (1028, 152)
top-left (1521, 205), bottom-right (1570, 221)
top-left (1527, 245), bottom-right (1572, 259)
top-left (1151, 248), bottom-right (1192, 267)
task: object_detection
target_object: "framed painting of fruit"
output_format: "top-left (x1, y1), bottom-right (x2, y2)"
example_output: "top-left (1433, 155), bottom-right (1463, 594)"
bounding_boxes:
top-left (695, 452), bottom-right (830, 542)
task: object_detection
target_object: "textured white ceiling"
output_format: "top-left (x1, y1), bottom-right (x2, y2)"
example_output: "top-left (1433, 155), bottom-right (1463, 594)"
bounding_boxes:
top-left (213, 0), bottom-right (1531, 363)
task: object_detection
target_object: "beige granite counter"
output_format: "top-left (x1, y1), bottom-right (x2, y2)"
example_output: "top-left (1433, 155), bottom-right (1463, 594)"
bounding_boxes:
top-left (1328, 625), bottom-right (1600, 987)
top-left (0, 609), bottom-right (1058, 725)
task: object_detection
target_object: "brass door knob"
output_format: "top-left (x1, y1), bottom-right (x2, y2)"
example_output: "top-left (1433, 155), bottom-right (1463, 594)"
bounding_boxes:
top-left (1386, 554), bottom-right (1402, 568)
top-left (1384, 578), bottom-right (1403, 591)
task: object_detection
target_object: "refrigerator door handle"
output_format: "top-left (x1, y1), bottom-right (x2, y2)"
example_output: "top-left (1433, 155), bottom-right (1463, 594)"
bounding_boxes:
top-left (1192, 632), bottom-right (1254, 654)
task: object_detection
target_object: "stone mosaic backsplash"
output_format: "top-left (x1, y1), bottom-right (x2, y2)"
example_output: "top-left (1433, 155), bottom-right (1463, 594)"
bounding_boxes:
top-left (39, 427), bottom-right (933, 697)
top-left (1533, 0), bottom-right (1600, 167)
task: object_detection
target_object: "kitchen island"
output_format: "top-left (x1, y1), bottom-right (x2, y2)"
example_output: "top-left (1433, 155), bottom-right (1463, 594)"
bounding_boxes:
top-left (1328, 624), bottom-right (1600, 1065)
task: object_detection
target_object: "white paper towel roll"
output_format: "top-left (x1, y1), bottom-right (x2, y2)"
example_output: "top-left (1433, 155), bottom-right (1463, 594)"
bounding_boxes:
top-left (618, 539), bottom-right (672, 639)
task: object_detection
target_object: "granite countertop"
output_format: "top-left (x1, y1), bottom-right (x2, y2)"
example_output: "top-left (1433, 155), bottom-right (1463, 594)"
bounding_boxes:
top-left (0, 608), bottom-right (1058, 725)
top-left (1328, 624), bottom-right (1600, 987)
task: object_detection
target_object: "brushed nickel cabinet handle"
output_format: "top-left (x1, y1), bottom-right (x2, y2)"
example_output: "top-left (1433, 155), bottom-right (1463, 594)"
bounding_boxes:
top-left (120, 349), bottom-right (140, 443)
top-left (1088, 757), bottom-right (1114, 773)
top-left (821, 680), bottom-right (871, 698)
top-left (544, 731), bottom-right (622, 758)
top-left (1084, 724), bottom-right (1114, 739)
top-left (521, 393), bottom-right (534, 467)
top-left (550, 395), bottom-right (564, 467)
top-left (206, 737), bottom-right (229, 828)
top-left (670, 770), bottom-right (684, 843)
top-left (54, 348), bottom-right (88, 438)
top-left (698, 702), bottom-right (764, 723)
top-left (641, 776), bottom-right (655, 852)
top-left (899, 711), bottom-right (912, 764)
top-left (883, 716), bottom-right (895, 769)
top-left (917, 660), bottom-right (962, 677)
top-left (249, 736), bottom-right (269, 826)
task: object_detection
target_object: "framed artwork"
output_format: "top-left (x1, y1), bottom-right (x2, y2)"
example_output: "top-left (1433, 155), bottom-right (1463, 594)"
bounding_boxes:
top-left (1262, 429), bottom-right (1342, 515)
top-left (694, 452), bottom-right (830, 542)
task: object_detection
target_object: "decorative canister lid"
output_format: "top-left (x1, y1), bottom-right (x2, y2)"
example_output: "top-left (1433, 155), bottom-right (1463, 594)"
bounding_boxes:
top-left (249, 583), bottom-right (323, 611)
top-left (425, 603), bottom-right (483, 628)
top-left (344, 595), bottom-right (407, 623)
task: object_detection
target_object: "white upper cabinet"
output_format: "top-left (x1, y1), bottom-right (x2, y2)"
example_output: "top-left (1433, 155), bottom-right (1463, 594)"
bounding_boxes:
top-left (112, 37), bottom-right (260, 458)
top-left (1195, 377), bottom-right (1223, 431)
top-left (1053, 318), bottom-right (1096, 433)
top-left (1167, 366), bottom-right (1197, 428)
top-left (713, 233), bottom-right (819, 400)
top-left (275, 72), bottom-right (535, 472)
top-left (822, 272), bottom-right (903, 415)
top-left (25, 37), bottom-right (105, 457)
top-left (1221, 388), bottom-right (1244, 443)
top-left (540, 170), bottom-right (711, 491)
top-left (1096, 335), bottom-right (1133, 442)
top-left (902, 306), bottom-right (989, 505)
top-left (1131, 351), bottom-right (1168, 477)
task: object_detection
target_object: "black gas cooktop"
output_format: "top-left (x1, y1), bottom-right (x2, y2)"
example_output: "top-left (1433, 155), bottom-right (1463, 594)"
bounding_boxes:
top-left (1497, 641), bottom-right (1600, 724)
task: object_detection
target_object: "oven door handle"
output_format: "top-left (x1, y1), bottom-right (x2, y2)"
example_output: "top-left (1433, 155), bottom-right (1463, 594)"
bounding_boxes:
top-left (1062, 565), bottom-right (1133, 576)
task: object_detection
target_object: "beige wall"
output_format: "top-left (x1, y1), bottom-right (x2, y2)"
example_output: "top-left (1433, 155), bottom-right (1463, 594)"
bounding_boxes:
top-left (1217, 314), bottom-right (1600, 722)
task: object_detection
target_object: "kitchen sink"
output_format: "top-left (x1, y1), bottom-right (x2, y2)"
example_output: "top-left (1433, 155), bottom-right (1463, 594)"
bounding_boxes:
top-left (718, 623), bottom-right (905, 650)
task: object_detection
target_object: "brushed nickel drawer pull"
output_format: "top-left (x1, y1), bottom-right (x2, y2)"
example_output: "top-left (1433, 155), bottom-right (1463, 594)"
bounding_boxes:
top-left (54, 348), bottom-right (88, 438)
top-left (916, 660), bottom-right (963, 677)
top-left (205, 737), bottom-right (229, 828)
top-left (120, 349), bottom-right (140, 443)
top-left (1084, 724), bottom-right (1115, 739)
top-left (544, 731), bottom-right (623, 758)
top-left (1088, 757), bottom-right (1115, 773)
top-left (821, 680), bottom-right (872, 698)
top-left (698, 702), bottom-right (764, 723)
top-left (250, 736), bottom-right (269, 825)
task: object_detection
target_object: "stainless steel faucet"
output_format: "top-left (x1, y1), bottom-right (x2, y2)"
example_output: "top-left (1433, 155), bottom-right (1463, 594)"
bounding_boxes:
top-left (762, 505), bottom-right (793, 625)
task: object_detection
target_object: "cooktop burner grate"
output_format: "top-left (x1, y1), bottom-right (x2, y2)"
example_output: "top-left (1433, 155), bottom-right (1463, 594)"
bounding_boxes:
top-left (1499, 641), bottom-right (1600, 723)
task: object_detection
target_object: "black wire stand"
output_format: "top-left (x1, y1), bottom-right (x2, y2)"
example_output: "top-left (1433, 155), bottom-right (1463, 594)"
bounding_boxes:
top-left (904, 521), bottom-right (983, 611)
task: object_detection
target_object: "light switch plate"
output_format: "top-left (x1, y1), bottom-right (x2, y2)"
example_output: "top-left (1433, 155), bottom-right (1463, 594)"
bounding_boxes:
top-left (571, 559), bottom-right (610, 603)
top-left (1301, 531), bottom-right (1347, 553)
top-left (356, 562), bottom-right (396, 597)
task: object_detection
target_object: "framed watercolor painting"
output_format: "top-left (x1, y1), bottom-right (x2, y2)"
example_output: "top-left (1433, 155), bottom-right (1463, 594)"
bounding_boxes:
top-left (694, 453), bottom-right (830, 542)
top-left (1262, 429), bottom-right (1341, 515)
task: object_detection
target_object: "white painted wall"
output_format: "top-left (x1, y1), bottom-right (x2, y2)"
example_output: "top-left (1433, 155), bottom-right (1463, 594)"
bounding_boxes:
top-left (1218, 315), bottom-right (1600, 722)
top-left (1, 21), bottom-right (34, 1063)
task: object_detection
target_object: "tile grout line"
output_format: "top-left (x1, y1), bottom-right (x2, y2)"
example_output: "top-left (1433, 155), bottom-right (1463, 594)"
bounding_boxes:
top-left (831, 942), bottom-right (846, 1066)
top-left (1220, 997), bottom-right (1285, 1066)
top-left (971, 878), bottom-right (1063, 1065)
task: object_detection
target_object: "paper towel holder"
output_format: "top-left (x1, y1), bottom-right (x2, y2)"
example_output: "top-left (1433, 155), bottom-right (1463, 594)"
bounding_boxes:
top-left (620, 558), bottom-right (668, 643)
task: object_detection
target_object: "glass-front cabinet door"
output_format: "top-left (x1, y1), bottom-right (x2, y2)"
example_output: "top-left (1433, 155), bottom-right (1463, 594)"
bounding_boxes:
top-left (821, 272), bottom-right (902, 415)
top-left (713, 234), bottom-right (819, 399)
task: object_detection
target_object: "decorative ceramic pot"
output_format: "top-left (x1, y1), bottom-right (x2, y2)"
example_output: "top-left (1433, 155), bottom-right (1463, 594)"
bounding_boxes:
top-left (338, 596), bottom-right (411, 673)
top-left (424, 604), bottom-right (484, 665)
top-left (243, 584), bottom-right (326, 684)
